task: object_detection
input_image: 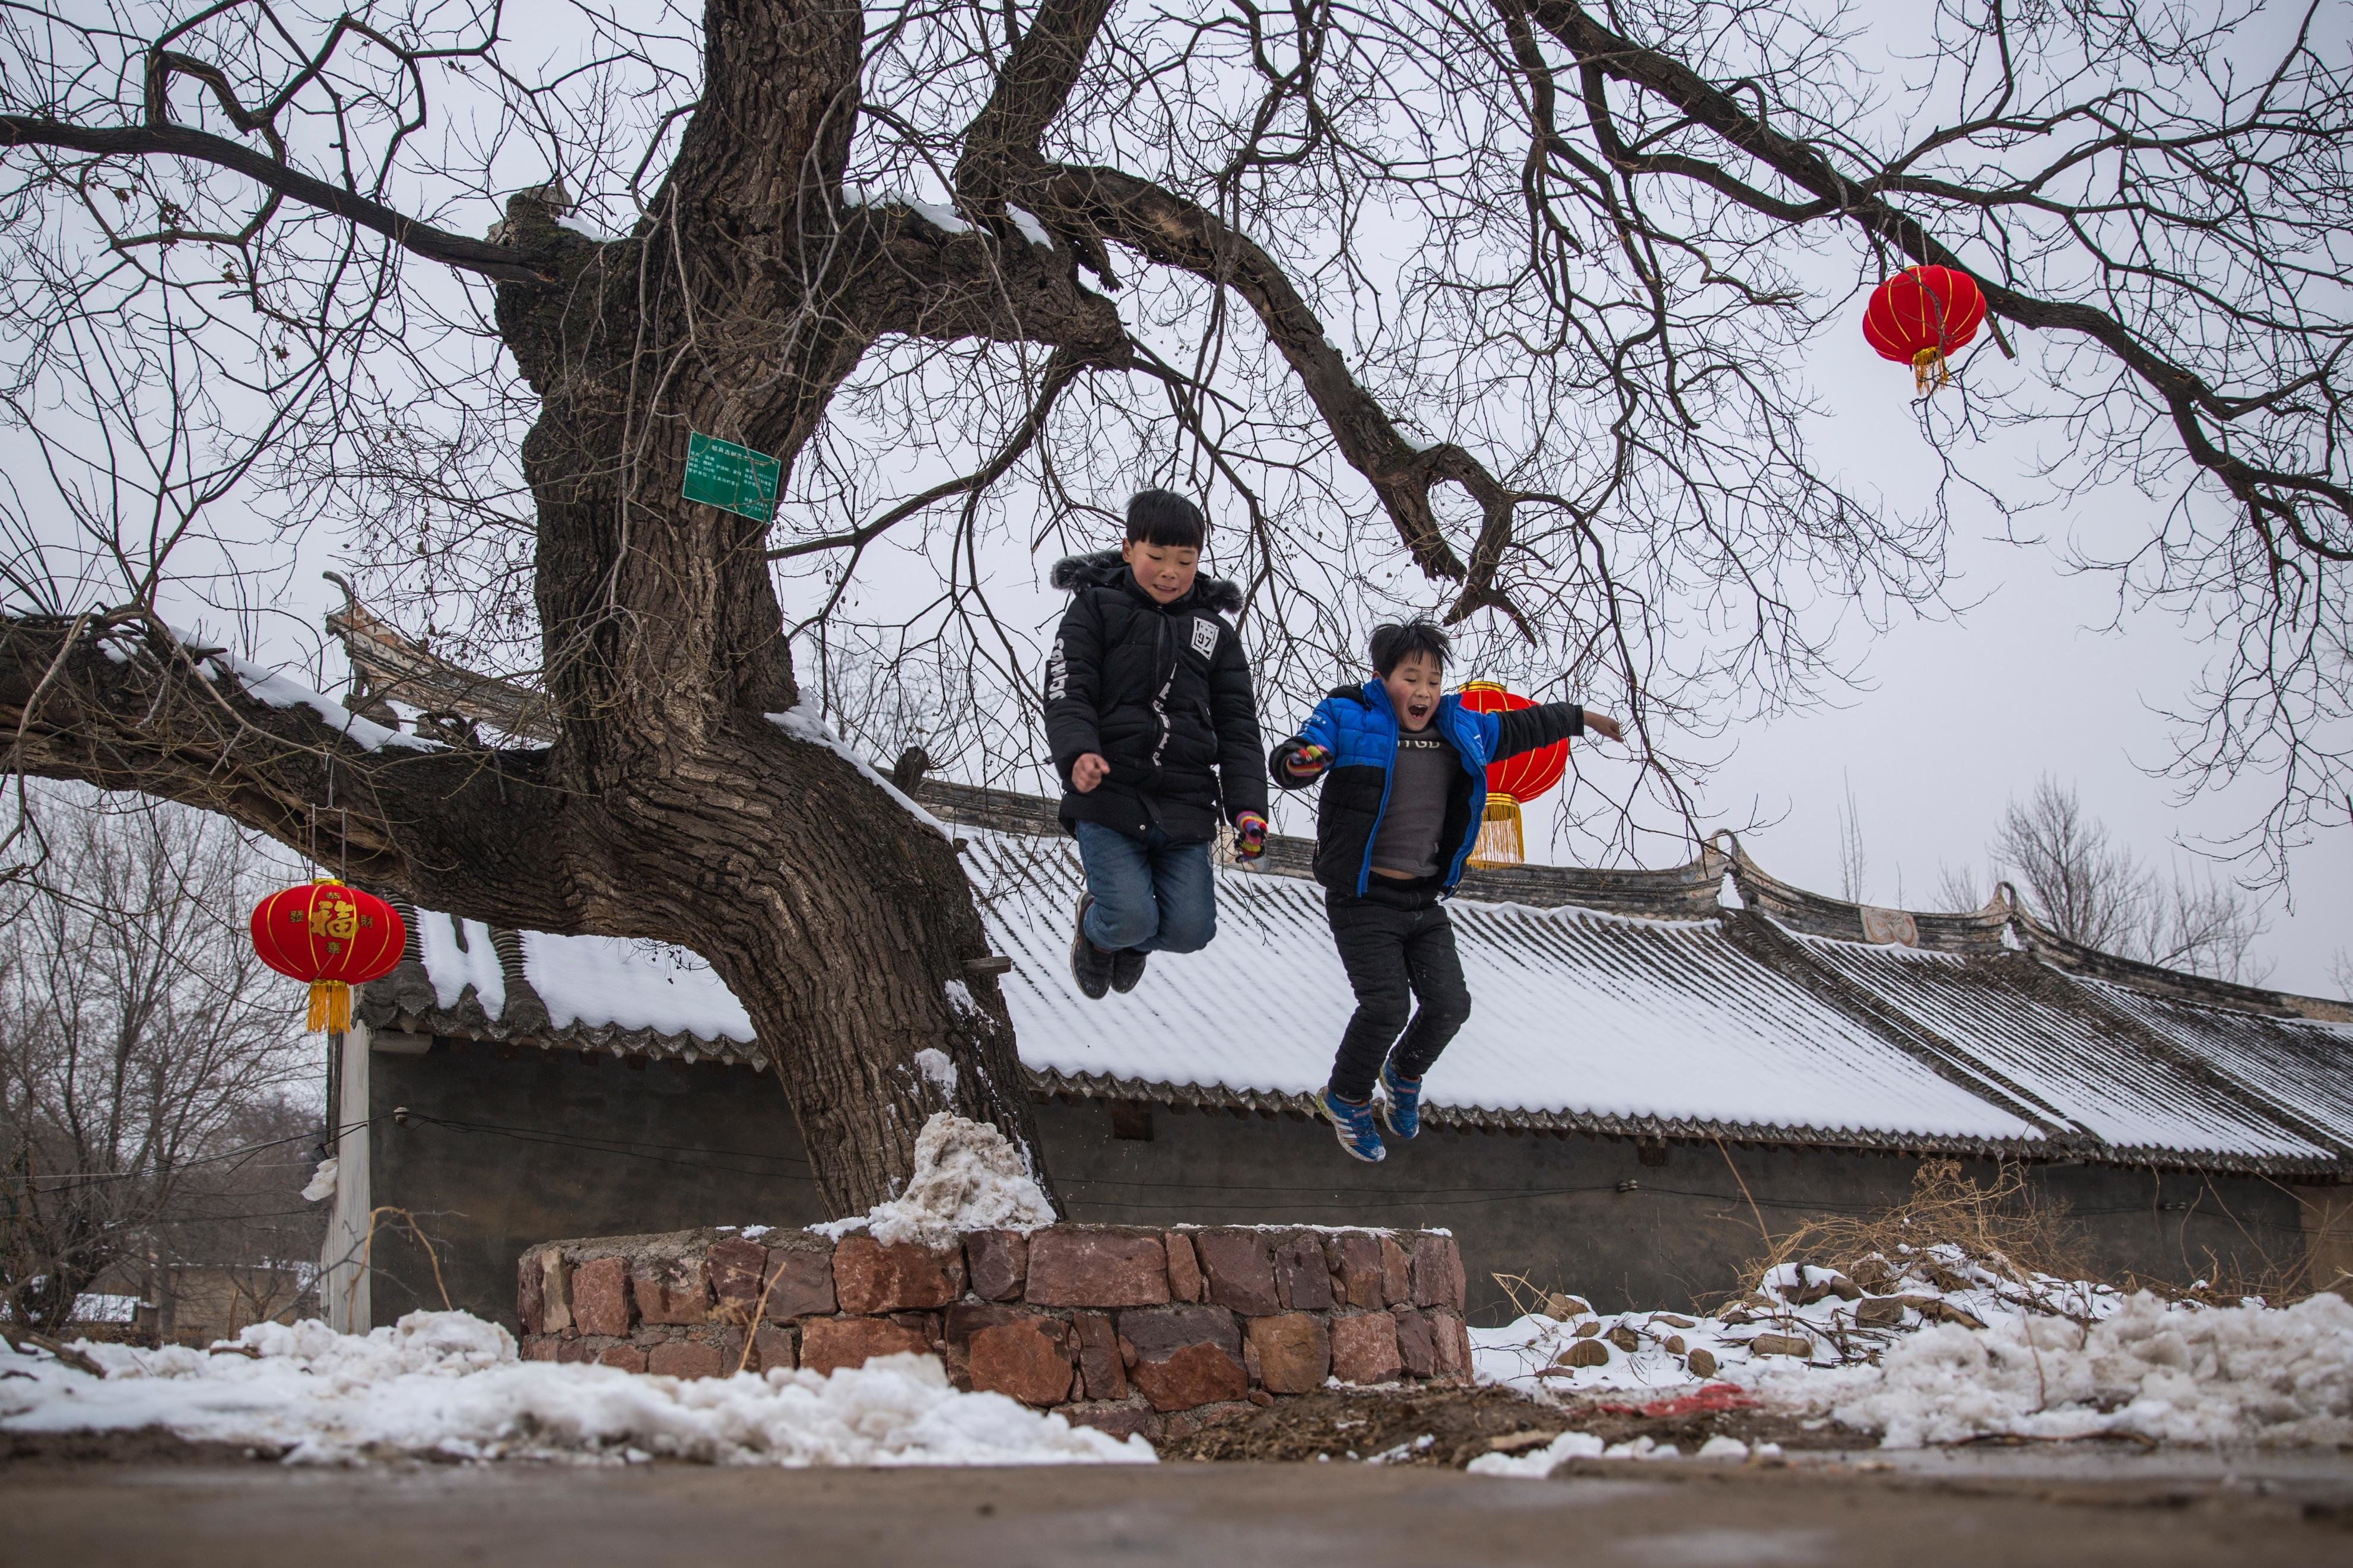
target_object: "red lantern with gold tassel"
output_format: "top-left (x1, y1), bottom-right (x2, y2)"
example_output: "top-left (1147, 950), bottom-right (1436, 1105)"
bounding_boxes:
top-left (1862, 265), bottom-right (1986, 393)
top-left (1456, 681), bottom-right (1570, 867)
top-left (250, 879), bottom-right (406, 1032)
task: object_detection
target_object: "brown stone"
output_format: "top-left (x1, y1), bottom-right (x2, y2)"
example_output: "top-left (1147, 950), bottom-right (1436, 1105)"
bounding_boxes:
top-left (1378, 1236), bottom-right (1412, 1305)
top-left (965, 1230), bottom-right (1029, 1302)
top-left (1192, 1230), bottom-right (1279, 1315)
top-left (749, 1324), bottom-right (796, 1373)
top-left (1555, 1338), bottom-right (1609, 1367)
top-left (1025, 1230), bottom-right (1169, 1308)
top-left (833, 1235), bottom-right (958, 1313)
top-left (1129, 1340), bottom-right (1249, 1411)
top-left (538, 1251), bottom-right (573, 1334)
top-left (1329, 1311), bottom-right (1403, 1385)
top-left (555, 1337), bottom-right (596, 1364)
top-left (1246, 1388), bottom-right (1274, 1407)
top-left (1409, 1234), bottom-right (1465, 1311)
top-left (1664, 1335), bottom-right (1687, 1356)
top-left (1686, 1347), bottom-right (1718, 1378)
top-left (1573, 1320), bottom-right (1602, 1338)
top-left (518, 1252), bottom-right (546, 1335)
top-left (1606, 1324), bottom-right (1641, 1353)
top-left (1391, 1306), bottom-right (1437, 1378)
top-left (761, 1246), bottom-right (836, 1320)
top-left (522, 1337), bottom-right (560, 1363)
top-left (1271, 1234), bottom-right (1335, 1311)
top-left (1748, 1332), bottom-right (1815, 1359)
top-left (1057, 1401), bottom-right (1160, 1443)
top-left (1333, 1234), bottom-right (1386, 1309)
top-left (799, 1315), bottom-right (935, 1376)
top-left (1792, 1269), bottom-right (1862, 1306)
top-left (1074, 1311), bottom-right (1128, 1401)
top-left (631, 1256), bottom-right (710, 1326)
top-left (1855, 1296), bottom-right (1908, 1328)
top-left (647, 1340), bottom-right (725, 1379)
top-left (596, 1344), bottom-right (647, 1373)
top-left (1163, 1232), bottom-right (1204, 1303)
top-left (706, 1238), bottom-right (771, 1324)
top-left (571, 1255), bottom-right (633, 1338)
top-left (945, 1301), bottom-right (1033, 1346)
top-left (1430, 1310), bottom-right (1470, 1381)
top-left (1117, 1304), bottom-right (1242, 1362)
top-left (968, 1320), bottom-right (1077, 1407)
top-left (1247, 1313), bottom-right (1330, 1394)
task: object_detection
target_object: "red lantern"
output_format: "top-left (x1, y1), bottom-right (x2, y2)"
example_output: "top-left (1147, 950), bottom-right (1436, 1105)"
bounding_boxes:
top-left (1456, 681), bottom-right (1570, 867)
top-left (1862, 265), bottom-right (1986, 393)
top-left (250, 879), bottom-right (406, 1033)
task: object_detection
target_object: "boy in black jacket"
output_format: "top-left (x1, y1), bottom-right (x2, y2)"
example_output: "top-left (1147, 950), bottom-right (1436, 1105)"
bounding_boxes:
top-left (1269, 621), bottom-right (1622, 1162)
top-left (1044, 491), bottom-right (1270, 1000)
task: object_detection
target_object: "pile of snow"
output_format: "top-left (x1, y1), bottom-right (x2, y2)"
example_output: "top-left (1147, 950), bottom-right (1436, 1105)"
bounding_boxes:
top-left (811, 1113), bottom-right (1056, 1249)
top-left (1474, 1252), bottom-right (2353, 1451)
top-left (1466, 1431), bottom-right (1770, 1477)
top-left (1766, 1290), bottom-right (2353, 1449)
top-left (0, 1310), bottom-right (1152, 1467)
top-left (1474, 1246), bottom-right (2142, 1399)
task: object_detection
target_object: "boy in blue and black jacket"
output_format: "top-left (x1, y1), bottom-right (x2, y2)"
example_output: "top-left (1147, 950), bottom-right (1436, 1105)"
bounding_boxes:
top-left (1269, 621), bottom-right (1622, 1162)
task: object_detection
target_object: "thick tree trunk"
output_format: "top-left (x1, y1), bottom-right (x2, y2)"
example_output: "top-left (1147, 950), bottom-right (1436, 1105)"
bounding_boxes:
top-left (459, 0), bottom-right (1060, 1214)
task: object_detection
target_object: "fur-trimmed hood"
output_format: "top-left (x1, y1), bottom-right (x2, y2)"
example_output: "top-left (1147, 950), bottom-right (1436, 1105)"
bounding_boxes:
top-left (1050, 549), bottom-right (1244, 615)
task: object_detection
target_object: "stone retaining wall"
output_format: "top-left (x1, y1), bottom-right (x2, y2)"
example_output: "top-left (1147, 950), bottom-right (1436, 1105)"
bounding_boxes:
top-left (517, 1223), bottom-right (1471, 1442)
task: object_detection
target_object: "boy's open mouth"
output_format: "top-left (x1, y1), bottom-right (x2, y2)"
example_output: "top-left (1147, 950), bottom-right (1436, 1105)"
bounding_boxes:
top-left (1406, 699), bottom-right (1433, 722)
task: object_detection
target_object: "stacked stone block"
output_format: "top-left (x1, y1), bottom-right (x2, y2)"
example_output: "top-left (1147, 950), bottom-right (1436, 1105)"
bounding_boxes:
top-left (517, 1223), bottom-right (1471, 1442)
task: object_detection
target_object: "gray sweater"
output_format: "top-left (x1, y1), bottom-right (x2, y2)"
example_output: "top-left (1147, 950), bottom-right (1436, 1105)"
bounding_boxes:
top-left (1368, 731), bottom-right (1457, 879)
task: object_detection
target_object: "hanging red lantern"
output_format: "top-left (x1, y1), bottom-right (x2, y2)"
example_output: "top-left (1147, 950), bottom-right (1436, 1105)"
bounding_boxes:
top-left (1862, 265), bottom-right (1986, 393)
top-left (250, 879), bottom-right (406, 1033)
top-left (1456, 681), bottom-right (1570, 867)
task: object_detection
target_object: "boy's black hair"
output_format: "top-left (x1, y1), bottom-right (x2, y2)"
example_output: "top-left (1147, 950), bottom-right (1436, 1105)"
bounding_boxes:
top-left (1126, 488), bottom-right (1208, 550)
top-left (1369, 619), bottom-right (1451, 676)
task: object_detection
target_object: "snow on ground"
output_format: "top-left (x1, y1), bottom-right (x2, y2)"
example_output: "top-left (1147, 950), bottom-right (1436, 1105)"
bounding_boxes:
top-left (1471, 1247), bottom-right (2353, 1453)
top-left (0, 1311), bottom-right (1152, 1468)
top-left (809, 1113), bottom-right (1056, 1249)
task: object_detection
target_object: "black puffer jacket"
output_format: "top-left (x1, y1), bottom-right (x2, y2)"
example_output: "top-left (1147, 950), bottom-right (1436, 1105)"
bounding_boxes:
top-left (1042, 551), bottom-right (1269, 841)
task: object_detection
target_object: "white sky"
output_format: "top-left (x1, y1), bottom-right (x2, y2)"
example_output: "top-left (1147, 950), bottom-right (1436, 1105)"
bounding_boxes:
top-left (1509, 305), bottom-right (2351, 997)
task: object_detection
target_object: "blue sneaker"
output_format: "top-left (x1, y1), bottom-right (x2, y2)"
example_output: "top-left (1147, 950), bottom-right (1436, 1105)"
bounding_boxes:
top-left (1378, 1060), bottom-right (1423, 1140)
top-left (1316, 1087), bottom-right (1387, 1163)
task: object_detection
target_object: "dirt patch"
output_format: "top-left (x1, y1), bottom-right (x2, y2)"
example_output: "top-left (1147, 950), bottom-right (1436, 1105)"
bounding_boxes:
top-left (1160, 1382), bottom-right (1854, 1466)
top-left (0, 1426), bottom-right (287, 1467)
top-left (1159, 1384), bottom-right (1567, 1467)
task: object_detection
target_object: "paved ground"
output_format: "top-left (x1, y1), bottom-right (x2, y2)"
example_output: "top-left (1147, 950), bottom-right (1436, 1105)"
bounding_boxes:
top-left (7, 1451), bottom-right (2351, 1567)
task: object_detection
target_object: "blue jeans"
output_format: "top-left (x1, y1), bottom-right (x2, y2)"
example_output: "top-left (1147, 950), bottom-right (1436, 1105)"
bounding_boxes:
top-left (1074, 822), bottom-right (1218, 954)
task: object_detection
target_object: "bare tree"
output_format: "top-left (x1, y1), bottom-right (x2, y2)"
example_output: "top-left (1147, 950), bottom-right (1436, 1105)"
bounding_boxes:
top-left (1946, 777), bottom-right (2272, 984)
top-left (1836, 772), bottom-right (1868, 904)
top-left (0, 0), bottom-right (2346, 1209)
top-left (0, 784), bottom-right (314, 1335)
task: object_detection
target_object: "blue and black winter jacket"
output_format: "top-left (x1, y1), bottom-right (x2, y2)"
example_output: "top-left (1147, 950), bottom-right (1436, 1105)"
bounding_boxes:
top-left (1270, 681), bottom-right (1583, 896)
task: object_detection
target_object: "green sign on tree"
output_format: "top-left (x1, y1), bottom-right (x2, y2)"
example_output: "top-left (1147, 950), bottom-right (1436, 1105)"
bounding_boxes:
top-left (681, 430), bottom-right (780, 523)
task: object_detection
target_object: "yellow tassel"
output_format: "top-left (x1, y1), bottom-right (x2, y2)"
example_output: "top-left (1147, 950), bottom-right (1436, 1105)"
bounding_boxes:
top-left (1911, 346), bottom-right (1949, 394)
top-left (1468, 797), bottom-right (1526, 868)
top-left (306, 981), bottom-right (352, 1033)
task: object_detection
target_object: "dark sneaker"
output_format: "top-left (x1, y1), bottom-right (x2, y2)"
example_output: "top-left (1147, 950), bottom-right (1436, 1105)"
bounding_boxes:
top-left (1316, 1086), bottom-right (1387, 1163)
top-left (1379, 1060), bottom-right (1423, 1140)
top-left (1070, 894), bottom-right (1113, 1000)
top-left (1110, 947), bottom-right (1148, 994)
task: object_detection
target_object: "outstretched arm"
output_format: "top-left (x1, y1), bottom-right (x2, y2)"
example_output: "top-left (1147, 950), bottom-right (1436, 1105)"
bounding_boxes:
top-left (1269, 697), bottom-right (1345, 789)
top-left (1493, 701), bottom-right (1589, 759)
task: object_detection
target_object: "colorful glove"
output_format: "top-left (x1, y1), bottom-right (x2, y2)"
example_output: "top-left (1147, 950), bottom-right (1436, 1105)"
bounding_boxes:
top-left (1282, 743), bottom-right (1332, 782)
top-left (1233, 811), bottom-right (1269, 861)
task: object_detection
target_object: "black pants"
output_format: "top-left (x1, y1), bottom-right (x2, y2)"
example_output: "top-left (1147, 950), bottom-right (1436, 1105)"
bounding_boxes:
top-left (1324, 886), bottom-right (1474, 1102)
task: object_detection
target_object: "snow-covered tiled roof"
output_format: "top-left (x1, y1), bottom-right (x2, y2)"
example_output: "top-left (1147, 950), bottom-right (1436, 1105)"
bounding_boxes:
top-left (357, 782), bottom-right (2352, 1176)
